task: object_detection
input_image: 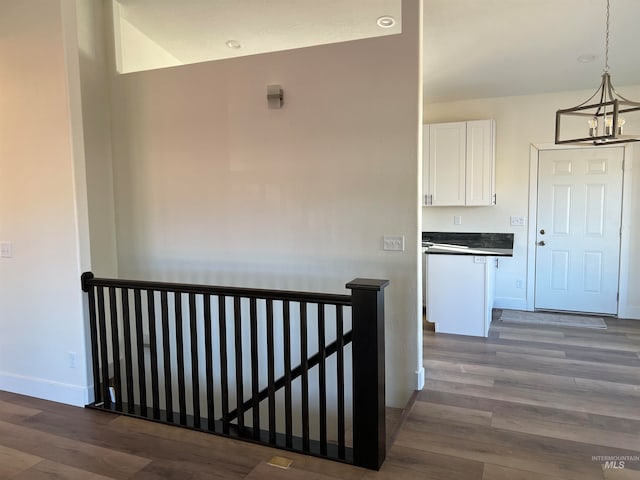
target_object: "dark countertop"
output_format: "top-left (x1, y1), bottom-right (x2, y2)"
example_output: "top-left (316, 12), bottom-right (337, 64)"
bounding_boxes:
top-left (424, 245), bottom-right (513, 256)
top-left (422, 231), bottom-right (514, 257)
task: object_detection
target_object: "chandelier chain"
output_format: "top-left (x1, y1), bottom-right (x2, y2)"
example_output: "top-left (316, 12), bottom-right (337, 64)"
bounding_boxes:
top-left (604, 0), bottom-right (610, 73)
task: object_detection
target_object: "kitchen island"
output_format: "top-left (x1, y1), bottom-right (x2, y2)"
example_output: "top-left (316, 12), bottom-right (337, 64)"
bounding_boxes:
top-left (423, 232), bottom-right (513, 337)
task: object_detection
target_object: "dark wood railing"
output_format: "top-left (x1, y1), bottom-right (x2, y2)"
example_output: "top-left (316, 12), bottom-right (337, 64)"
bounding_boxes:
top-left (81, 272), bottom-right (388, 470)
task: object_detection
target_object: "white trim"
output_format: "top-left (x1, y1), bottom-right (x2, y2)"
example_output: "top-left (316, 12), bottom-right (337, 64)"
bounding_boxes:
top-left (415, 0), bottom-right (425, 400)
top-left (527, 143), bottom-right (630, 317)
top-left (0, 371), bottom-right (91, 407)
top-left (622, 306), bottom-right (640, 320)
top-left (415, 366), bottom-right (425, 391)
top-left (494, 297), bottom-right (528, 311)
top-left (526, 144), bottom-right (539, 311)
top-left (618, 144), bottom-right (636, 319)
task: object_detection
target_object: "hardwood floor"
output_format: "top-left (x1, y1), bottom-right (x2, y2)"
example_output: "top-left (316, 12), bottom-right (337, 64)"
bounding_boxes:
top-left (1, 316), bottom-right (639, 479)
top-left (406, 317), bottom-right (640, 480)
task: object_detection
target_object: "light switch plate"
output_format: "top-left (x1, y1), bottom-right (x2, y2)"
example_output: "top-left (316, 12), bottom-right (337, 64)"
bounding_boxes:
top-left (0, 241), bottom-right (12, 258)
top-left (383, 235), bottom-right (405, 251)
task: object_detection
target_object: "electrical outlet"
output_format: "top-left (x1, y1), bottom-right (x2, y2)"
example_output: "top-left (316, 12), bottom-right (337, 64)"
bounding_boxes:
top-left (68, 352), bottom-right (77, 368)
top-left (510, 216), bottom-right (526, 226)
top-left (453, 216), bottom-right (462, 225)
top-left (516, 280), bottom-right (524, 289)
top-left (383, 235), bottom-right (405, 251)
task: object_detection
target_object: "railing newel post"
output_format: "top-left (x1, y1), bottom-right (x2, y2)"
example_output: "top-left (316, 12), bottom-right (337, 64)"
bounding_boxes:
top-left (81, 271), bottom-right (94, 292)
top-left (346, 278), bottom-right (389, 471)
top-left (81, 272), bottom-right (101, 405)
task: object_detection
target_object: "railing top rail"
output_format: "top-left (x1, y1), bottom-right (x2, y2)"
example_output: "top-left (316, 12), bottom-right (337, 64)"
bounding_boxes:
top-left (81, 273), bottom-right (352, 306)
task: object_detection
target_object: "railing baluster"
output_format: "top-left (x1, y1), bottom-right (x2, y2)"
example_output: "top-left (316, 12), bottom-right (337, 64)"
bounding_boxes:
top-left (147, 290), bottom-right (160, 419)
top-left (250, 298), bottom-right (259, 439)
top-left (233, 296), bottom-right (244, 429)
top-left (121, 288), bottom-right (134, 413)
top-left (336, 305), bottom-right (346, 459)
top-left (108, 287), bottom-right (122, 410)
top-left (300, 302), bottom-right (309, 451)
top-left (96, 287), bottom-right (110, 407)
top-left (189, 293), bottom-right (200, 428)
top-left (175, 292), bottom-right (187, 425)
top-left (266, 299), bottom-right (276, 444)
top-left (204, 294), bottom-right (214, 431)
top-left (218, 296), bottom-right (229, 433)
top-left (160, 291), bottom-right (173, 422)
top-left (318, 303), bottom-right (327, 455)
top-left (133, 289), bottom-right (147, 417)
top-left (283, 301), bottom-right (292, 448)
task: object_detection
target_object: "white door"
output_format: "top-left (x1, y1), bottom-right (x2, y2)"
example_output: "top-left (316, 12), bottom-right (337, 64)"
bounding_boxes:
top-left (535, 147), bottom-right (623, 314)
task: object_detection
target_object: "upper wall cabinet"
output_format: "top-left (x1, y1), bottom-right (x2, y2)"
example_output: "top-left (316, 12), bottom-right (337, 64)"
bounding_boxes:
top-left (423, 119), bottom-right (496, 206)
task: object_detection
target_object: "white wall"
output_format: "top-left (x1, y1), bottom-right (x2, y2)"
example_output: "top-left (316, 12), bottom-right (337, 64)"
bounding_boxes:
top-left (423, 85), bottom-right (640, 318)
top-left (113, 10), bottom-right (181, 74)
top-left (0, 0), bottom-right (92, 405)
top-left (76, 0), bottom-right (119, 277)
top-left (109, 1), bottom-right (422, 407)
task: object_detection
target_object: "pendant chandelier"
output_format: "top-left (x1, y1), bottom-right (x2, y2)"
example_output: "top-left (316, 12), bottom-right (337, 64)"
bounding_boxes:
top-left (555, 0), bottom-right (640, 145)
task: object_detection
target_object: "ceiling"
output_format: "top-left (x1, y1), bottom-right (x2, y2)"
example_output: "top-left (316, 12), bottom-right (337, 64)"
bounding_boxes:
top-left (424, 0), bottom-right (640, 102)
top-left (113, 0), bottom-right (401, 73)
top-left (112, 0), bottom-right (640, 103)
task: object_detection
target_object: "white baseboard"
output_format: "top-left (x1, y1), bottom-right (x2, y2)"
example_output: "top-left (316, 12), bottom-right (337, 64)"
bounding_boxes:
top-left (619, 305), bottom-right (640, 320)
top-left (0, 371), bottom-right (91, 407)
top-left (415, 366), bottom-right (425, 391)
top-left (493, 297), bottom-right (529, 311)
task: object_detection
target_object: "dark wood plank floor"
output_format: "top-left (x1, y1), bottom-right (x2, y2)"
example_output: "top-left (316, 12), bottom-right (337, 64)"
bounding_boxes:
top-left (1, 316), bottom-right (639, 479)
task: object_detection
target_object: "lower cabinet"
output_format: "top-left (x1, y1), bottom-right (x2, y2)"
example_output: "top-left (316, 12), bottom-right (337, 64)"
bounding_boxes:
top-left (426, 254), bottom-right (496, 337)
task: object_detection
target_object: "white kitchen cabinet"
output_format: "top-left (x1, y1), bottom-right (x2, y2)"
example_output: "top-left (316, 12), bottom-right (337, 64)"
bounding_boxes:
top-left (423, 119), bottom-right (495, 206)
top-left (426, 254), bottom-right (496, 337)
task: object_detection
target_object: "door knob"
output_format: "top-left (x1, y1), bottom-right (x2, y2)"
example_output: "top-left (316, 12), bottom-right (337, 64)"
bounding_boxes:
top-left (539, 229), bottom-right (545, 235)
top-left (538, 240), bottom-right (546, 246)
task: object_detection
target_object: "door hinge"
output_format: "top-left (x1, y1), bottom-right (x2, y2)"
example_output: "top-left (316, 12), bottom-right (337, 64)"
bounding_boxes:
top-left (492, 193), bottom-right (497, 205)
top-left (424, 194), bottom-right (433, 206)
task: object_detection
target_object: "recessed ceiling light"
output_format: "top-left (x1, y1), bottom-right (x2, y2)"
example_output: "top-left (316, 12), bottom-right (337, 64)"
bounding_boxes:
top-left (376, 16), bottom-right (396, 28)
top-left (577, 53), bottom-right (597, 63)
top-left (226, 40), bottom-right (242, 49)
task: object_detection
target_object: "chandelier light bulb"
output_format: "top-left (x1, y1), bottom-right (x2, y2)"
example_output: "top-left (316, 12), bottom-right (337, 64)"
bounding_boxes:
top-left (604, 117), bottom-right (614, 136)
top-left (588, 118), bottom-right (598, 137)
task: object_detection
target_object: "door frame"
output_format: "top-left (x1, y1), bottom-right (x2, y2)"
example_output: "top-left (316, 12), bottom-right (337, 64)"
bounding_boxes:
top-left (526, 143), bottom-right (633, 317)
